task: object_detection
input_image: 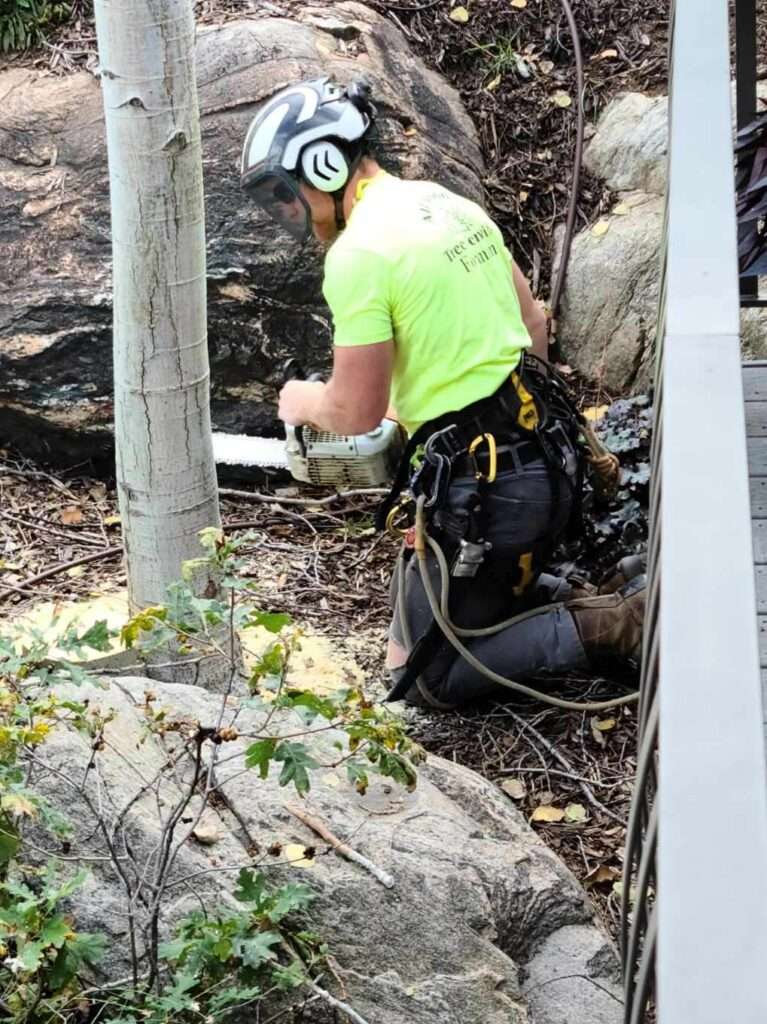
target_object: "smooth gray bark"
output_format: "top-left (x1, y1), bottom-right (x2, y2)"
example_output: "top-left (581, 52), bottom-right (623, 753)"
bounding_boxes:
top-left (94, 0), bottom-right (220, 610)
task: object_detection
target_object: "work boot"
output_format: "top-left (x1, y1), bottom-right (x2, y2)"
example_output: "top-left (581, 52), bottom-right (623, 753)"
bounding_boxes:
top-left (565, 554), bottom-right (647, 601)
top-left (596, 554), bottom-right (646, 595)
top-left (566, 576), bottom-right (646, 662)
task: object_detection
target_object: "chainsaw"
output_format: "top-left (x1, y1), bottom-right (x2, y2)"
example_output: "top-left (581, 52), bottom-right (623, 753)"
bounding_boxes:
top-left (211, 359), bottom-right (404, 488)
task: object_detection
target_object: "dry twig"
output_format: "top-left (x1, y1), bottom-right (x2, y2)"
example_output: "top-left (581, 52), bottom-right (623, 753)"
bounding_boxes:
top-left (287, 804), bottom-right (395, 889)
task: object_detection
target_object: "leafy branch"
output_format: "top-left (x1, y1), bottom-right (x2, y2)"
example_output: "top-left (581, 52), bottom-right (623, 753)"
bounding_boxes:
top-left (0, 526), bottom-right (423, 1022)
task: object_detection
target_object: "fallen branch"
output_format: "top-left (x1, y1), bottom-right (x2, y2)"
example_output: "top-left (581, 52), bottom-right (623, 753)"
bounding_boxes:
top-left (308, 981), bottom-right (373, 1024)
top-left (219, 487), bottom-right (387, 507)
top-left (524, 972), bottom-right (624, 1004)
top-left (0, 546), bottom-right (123, 603)
top-left (507, 712), bottom-right (626, 826)
top-left (286, 804), bottom-right (394, 889)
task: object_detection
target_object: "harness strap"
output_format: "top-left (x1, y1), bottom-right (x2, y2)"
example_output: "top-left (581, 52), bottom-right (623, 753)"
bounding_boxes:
top-left (375, 369), bottom-right (530, 531)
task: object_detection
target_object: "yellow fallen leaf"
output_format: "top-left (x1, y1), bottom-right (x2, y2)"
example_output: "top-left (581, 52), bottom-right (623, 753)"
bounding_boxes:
top-left (0, 561), bottom-right (24, 572)
top-left (61, 506), bottom-right (83, 525)
top-left (501, 778), bottom-right (526, 800)
top-left (283, 843), bottom-right (316, 868)
top-left (583, 404), bottom-right (609, 422)
top-left (591, 219), bottom-right (610, 237)
top-left (590, 714), bottom-right (607, 746)
top-left (487, 74), bottom-right (502, 91)
top-left (613, 202), bottom-right (630, 216)
top-left (552, 90), bottom-right (572, 108)
top-left (103, 514), bottom-right (121, 526)
top-left (531, 805), bottom-right (565, 823)
top-left (510, 0), bottom-right (527, 7)
top-left (449, 5), bottom-right (470, 22)
top-left (66, 566), bottom-right (86, 578)
top-left (539, 60), bottom-right (554, 75)
top-left (594, 716), bottom-right (617, 731)
top-left (599, 48), bottom-right (619, 59)
top-left (519, 190), bottom-right (529, 202)
top-left (564, 803), bottom-right (588, 823)
top-left (585, 864), bottom-right (621, 886)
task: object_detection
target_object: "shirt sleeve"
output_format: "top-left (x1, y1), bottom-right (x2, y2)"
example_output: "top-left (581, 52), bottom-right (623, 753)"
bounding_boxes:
top-left (322, 245), bottom-right (394, 347)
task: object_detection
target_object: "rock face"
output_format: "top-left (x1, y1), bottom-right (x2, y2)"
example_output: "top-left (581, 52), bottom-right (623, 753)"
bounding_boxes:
top-left (0, 3), bottom-right (484, 467)
top-left (584, 93), bottom-right (668, 196)
top-left (557, 191), bottom-right (663, 391)
top-left (33, 676), bottom-right (622, 1024)
top-left (558, 92), bottom-right (666, 393)
top-left (561, 87), bottom-right (767, 390)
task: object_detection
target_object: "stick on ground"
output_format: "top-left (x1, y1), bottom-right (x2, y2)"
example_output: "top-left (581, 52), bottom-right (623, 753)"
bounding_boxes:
top-left (286, 804), bottom-right (394, 889)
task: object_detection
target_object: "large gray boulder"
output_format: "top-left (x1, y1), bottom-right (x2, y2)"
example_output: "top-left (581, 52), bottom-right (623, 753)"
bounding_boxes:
top-left (30, 675), bottom-right (623, 1024)
top-left (583, 93), bottom-right (668, 196)
top-left (0, 3), bottom-right (484, 467)
top-left (557, 191), bottom-right (663, 392)
top-left (561, 88), bottom-right (767, 389)
top-left (558, 92), bottom-right (666, 392)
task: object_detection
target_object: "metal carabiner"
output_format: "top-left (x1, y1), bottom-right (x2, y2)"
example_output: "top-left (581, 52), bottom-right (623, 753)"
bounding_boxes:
top-left (424, 451), bottom-right (450, 508)
top-left (385, 500), bottom-right (411, 536)
top-left (468, 433), bottom-right (498, 484)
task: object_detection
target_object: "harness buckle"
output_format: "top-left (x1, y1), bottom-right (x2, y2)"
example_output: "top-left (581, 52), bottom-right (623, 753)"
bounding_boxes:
top-left (468, 433), bottom-right (498, 484)
top-left (452, 538), bottom-right (493, 578)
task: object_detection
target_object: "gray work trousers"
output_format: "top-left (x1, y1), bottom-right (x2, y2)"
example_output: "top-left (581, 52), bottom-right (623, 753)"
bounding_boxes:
top-left (389, 448), bottom-right (588, 707)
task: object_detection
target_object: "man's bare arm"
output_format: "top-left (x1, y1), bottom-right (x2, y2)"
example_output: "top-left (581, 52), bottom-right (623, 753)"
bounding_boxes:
top-left (512, 261), bottom-right (549, 361)
top-left (278, 340), bottom-right (394, 434)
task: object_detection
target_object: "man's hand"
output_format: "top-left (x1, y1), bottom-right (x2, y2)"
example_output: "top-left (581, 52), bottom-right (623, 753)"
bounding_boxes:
top-left (278, 380), bottom-right (325, 426)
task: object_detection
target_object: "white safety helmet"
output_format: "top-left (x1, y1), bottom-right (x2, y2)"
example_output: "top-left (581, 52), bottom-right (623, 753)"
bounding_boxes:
top-left (240, 76), bottom-right (376, 241)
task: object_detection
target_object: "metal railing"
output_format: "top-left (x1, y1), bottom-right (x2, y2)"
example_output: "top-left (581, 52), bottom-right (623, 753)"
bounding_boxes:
top-left (621, 2), bottom-right (767, 1022)
top-left (736, 0), bottom-right (765, 306)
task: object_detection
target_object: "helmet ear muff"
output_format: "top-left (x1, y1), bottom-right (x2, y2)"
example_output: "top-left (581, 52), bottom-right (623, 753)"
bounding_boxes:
top-left (300, 140), bottom-right (350, 192)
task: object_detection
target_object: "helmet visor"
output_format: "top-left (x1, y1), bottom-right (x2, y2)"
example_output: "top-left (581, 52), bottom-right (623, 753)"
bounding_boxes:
top-left (243, 172), bottom-right (311, 242)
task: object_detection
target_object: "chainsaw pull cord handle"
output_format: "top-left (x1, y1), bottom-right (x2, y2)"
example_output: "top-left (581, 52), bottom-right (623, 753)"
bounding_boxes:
top-left (397, 495), bottom-right (641, 713)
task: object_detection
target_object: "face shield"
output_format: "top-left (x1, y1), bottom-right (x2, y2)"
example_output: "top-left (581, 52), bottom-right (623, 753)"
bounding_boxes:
top-left (242, 169), bottom-right (312, 242)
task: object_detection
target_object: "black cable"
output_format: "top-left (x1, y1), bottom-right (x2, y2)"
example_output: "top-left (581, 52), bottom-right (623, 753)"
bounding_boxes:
top-left (548, 0), bottom-right (586, 360)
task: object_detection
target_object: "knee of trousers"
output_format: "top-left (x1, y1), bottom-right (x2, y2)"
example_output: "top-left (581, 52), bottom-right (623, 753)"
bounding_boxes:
top-left (431, 604), bottom-right (589, 708)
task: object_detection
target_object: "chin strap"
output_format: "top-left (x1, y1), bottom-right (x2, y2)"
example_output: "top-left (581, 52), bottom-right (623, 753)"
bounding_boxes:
top-left (333, 193), bottom-right (346, 233)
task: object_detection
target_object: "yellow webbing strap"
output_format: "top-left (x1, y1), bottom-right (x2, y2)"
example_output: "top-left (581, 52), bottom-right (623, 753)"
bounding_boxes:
top-left (511, 370), bottom-right (540, 431)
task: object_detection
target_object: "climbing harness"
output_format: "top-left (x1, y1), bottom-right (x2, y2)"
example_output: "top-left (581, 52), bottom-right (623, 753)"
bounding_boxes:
top-left (382, 354), bottom-right (639, 712)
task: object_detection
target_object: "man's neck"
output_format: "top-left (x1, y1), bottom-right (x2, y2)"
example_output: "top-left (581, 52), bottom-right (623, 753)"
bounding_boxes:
top-left (343, 159), bottom-right (383, 221)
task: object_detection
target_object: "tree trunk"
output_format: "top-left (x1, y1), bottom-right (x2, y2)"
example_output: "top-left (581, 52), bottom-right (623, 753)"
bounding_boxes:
top-left (93, 0), bottom-right (220, 611)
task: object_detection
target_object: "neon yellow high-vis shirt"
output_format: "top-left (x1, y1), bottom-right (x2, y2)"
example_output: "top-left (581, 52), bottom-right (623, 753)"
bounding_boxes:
top-left (322, 173), bottom-right (531, 434)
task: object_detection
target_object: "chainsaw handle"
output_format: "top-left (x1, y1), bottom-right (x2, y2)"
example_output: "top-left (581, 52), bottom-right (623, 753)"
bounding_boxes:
top-left (281, 357), bottom-right (323, 384)
top-left (280, 359), bottom-right (322, 459)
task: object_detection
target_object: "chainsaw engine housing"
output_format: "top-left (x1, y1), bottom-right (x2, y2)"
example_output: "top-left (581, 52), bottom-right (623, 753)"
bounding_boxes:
top-left (285, 420), bottom-right (404, 487)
